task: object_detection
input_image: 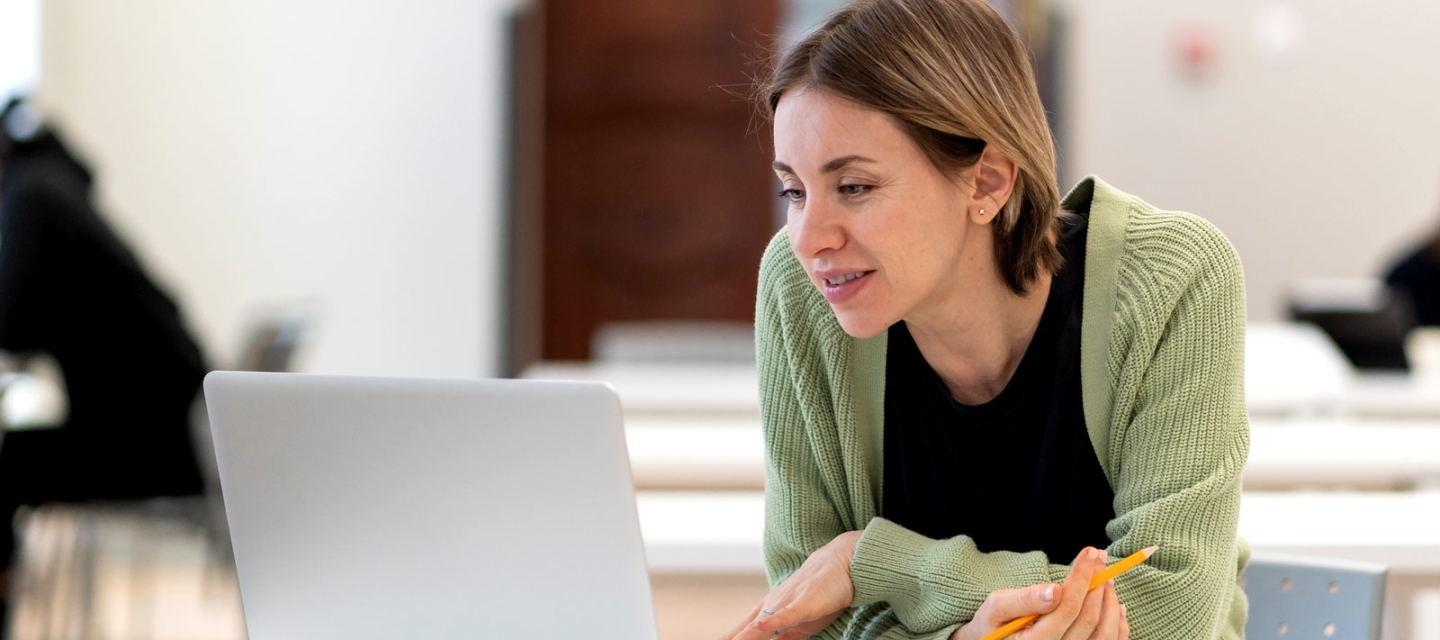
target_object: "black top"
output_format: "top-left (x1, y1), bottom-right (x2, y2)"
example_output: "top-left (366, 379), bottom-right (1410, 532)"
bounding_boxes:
top-left (881, 214), bottom-right (1114, 563)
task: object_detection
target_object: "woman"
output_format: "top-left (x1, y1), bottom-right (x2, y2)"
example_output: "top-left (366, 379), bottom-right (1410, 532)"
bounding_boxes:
top-left (727, 1), bottom-right (1250, 638)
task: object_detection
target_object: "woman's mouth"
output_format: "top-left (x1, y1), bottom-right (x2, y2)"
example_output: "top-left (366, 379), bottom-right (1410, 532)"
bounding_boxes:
top-left (819, 270), bottom-right (875, 304)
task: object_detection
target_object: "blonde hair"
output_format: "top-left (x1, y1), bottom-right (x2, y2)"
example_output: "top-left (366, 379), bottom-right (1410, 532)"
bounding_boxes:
top-left (760, 0), bottom-right (1063, 294)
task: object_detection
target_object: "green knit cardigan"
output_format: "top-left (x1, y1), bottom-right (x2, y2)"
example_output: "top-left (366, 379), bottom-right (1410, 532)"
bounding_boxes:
top-left (755, 176), bottom-right (1251, 639)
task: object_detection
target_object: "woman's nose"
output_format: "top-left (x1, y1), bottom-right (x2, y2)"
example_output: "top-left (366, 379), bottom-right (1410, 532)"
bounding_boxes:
top-left (789, 198), bottom-right (845, 260)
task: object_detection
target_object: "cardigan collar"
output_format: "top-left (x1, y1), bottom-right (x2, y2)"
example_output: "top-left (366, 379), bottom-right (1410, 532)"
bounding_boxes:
top-left (1067, 175), bottom-right (1135, 485)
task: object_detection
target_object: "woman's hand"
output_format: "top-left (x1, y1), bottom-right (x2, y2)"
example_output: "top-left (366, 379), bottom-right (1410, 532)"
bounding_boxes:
top-left (952, 547), bottom-right (1129, 640)
top-left (724, 531), bottom-right (863, 640)
top-left (949, 582), bottom-right (1063, 640)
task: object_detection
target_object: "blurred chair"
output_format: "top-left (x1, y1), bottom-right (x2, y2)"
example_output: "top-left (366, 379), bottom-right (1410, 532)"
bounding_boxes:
top-left (6, 306), bottom-right (313, 640)
top-left (592, 320), bottom-right (754, 364)
top-left (7, 503), bottom-right (245, 640)
top-left (234, 306), bottom-right (312, 373)
top-left (191, 304), bottom-right (317, 554)
top-left (1241, 553), bottom-right (1387, 639)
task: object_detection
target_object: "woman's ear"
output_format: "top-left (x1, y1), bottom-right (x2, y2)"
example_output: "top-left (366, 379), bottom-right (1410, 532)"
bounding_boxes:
top-left (969, 146), bottom-right (1018, 222)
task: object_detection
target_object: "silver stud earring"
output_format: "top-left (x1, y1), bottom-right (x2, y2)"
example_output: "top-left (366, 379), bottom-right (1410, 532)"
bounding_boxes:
top-left (979, 208), bottom-right (986, 217)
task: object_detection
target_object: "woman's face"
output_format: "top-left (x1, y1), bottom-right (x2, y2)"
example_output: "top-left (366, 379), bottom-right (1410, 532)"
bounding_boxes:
top-left (772, 87), bottom-right (985, 338)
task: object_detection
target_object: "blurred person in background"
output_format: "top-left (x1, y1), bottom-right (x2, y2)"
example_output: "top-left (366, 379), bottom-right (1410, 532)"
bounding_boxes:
top-left (729, 0), bottom-right (1249, 638)
top-left (0, 97), bottom-right (209, 626)
top-left (1384, 193), bottom-right (1440, 325)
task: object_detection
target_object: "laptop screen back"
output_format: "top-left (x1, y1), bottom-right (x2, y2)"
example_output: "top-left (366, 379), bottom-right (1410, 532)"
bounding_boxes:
top-left (204, 372), bottom-right (657, 640)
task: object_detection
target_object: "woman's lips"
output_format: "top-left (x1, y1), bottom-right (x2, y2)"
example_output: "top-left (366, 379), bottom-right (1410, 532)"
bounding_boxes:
top-left (819, 270), bottom-right (875, 304)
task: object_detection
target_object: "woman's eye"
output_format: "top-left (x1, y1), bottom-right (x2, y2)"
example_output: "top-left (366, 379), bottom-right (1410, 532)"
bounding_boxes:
top-left (839, 184), bottom-right (872, 196)
top-left (777, 188), bottom-right (805, 202)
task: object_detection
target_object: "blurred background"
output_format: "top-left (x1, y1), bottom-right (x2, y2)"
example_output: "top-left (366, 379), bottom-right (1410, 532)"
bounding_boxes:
top-left (2, 0), bottom-right (1440, 638)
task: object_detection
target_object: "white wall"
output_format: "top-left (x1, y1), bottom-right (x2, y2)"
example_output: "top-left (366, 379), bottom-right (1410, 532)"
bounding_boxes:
top-left (1066, 0), bottom-right (1440, 320)
top-left (35, 0), bottom-right (518, 377)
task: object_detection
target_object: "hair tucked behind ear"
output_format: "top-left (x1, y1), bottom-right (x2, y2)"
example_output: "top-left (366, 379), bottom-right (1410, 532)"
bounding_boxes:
top-left (758, 0), bottom-right (1064, 295)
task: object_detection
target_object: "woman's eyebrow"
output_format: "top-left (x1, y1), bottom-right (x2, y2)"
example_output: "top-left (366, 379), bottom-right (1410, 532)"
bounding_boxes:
top-left (820, 155), bottom-right (876, 173)
top-left (772, 155), bottom-right (878, 175)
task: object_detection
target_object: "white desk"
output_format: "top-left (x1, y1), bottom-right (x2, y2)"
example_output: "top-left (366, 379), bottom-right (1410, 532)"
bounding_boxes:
top-left (624, 418), bottom-right (1440, 491)
top-left (1245, 323), bottom-right (1353, 416)
top-left (1245, 420), bottom-right (1440, 489)
top-left (522, 362), bottom-right (759, 416)
top-left (638, 492), bottom-right (765, 574)
top-left (1238, 492), bottom-right (1440, 576)
top-left (528, 322), bottom-right (1440, 421)
top-left (626, 416), bottom-right (765, 490)
top-left (1339, 374), bottom-right (1440, 418)
top-left (637, 491), bottom-right (1440, 577)
top-left (1245, 323), bottom-right (1440, 419)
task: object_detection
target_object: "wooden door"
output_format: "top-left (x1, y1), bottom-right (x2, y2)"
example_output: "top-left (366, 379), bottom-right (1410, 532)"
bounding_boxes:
top-left (539, 0), bottom-right (781, 361)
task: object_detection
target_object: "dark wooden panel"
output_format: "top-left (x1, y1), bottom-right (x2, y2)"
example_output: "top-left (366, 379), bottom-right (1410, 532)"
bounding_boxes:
top-left (541, 0), bottom-right (780, 361)
top-left (503, 4), bottom-right (545, 376)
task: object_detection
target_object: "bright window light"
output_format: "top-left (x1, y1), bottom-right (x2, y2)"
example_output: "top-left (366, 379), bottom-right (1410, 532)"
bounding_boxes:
top-left (0, 0), bottom-right (40, 100)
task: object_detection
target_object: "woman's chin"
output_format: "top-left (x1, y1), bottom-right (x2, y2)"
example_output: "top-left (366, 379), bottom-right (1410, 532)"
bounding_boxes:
top-left (832, 310), bottom-right (892, 339)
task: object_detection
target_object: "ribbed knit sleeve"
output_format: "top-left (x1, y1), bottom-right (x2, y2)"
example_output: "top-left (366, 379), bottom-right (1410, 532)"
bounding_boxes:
top-left (756, 231), bottom-right (849, 595)
top-left (756, 232), bottom-right (858, 640)
top-left (1097, 209), bottom-right (1251, 639)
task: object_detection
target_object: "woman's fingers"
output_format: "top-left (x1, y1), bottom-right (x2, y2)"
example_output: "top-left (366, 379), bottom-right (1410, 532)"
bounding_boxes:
top-left (751, 608), bottom-right (845, 640)
top-left (733, 589), bottom-right (832, 640)
top-left (753, 599), bottom-right (807, 633)
top-left (1059, 550), bottom-right (1111, 640)
top-left (729, 565), bottom-right (851, 638)
top-left (1118, 604), bottom-right (1130, 640)
top-left (731, 531), bottom-right (858, 639)
top-left (721, 600), bottom-right (766, 640)
top-left (1058, 575), bottom-right (1106, 640)
top-left (956, 583), bottom-right (1065, 640)
top-left (984, 583), bottom-right (1063, 623)
top-left (729, 592), bottom-right (794, 640)
top-left (1028, 547), bottom-right (1104, 637)
top-left (1085, 582), bottom-right (1122, 640)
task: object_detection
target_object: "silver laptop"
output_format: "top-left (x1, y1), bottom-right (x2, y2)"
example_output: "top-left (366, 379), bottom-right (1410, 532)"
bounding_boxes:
top-left (204, 372), bottom-right (658, 639)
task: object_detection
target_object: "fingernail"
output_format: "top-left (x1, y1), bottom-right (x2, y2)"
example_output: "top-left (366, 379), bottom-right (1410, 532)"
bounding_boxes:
top-left (1121, 604), bottom-right (1128, 618)
top-left (1042, 584), bottom-right (1055, 602)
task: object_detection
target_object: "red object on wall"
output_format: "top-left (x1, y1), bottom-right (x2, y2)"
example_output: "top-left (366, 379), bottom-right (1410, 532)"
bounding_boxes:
top-left (1173, 23), bottom-right (1219, 83)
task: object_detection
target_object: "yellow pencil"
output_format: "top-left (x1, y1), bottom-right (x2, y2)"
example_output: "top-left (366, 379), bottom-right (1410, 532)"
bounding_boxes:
top-left (977, 545), bottom-right (1161, 640)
